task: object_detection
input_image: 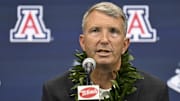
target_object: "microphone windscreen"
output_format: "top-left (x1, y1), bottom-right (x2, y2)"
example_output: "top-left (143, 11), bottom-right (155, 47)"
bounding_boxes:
top-left (82, 58), bottom-right (96, 73)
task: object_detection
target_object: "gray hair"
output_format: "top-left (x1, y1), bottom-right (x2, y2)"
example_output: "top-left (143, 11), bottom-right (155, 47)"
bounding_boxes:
top-left (82, 2), bottom-right (127, 34)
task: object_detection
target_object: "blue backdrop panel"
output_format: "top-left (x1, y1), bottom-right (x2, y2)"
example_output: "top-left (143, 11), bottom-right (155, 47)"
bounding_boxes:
top-left (0, 0), bottom-right (180, 101)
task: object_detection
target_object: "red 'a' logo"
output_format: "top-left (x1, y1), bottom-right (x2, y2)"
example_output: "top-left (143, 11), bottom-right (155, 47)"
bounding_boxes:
top-left (123, 5), bottom-right (157, 43)
top-left (10, 5), bottom-right (51, 43)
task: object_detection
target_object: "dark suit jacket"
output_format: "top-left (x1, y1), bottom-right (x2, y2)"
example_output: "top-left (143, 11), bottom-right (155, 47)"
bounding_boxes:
top-left (42, 71), bottom-right (169, 101)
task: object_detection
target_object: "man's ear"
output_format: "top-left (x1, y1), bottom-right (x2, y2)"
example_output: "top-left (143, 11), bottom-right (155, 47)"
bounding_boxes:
top-left (122, 38), bottom-right (130, 54)
top-left (79, 34), bottom-right (85, 51)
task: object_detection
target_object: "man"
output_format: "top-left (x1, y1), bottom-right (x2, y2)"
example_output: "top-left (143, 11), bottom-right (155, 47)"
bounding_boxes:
top-left (42, 2), bottom-right (169, 101)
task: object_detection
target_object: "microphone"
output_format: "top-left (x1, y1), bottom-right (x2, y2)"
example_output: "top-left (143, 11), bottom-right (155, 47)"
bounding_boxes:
top-left (78, 58), bottom-right (100, 100)
top-left (82, 58), bottom-right (96, 74)
top-left (82, 58), bottom-right (96, 85)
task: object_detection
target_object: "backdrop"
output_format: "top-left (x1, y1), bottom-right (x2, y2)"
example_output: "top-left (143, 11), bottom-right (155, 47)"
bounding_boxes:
top-left (0, 0), bottom-right (180, 101)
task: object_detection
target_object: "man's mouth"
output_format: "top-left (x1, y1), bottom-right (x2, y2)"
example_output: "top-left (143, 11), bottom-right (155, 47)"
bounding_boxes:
top-left (96, 49), bottom-right (112, 56)
top-left (97, 49), bottom-right (111, 52)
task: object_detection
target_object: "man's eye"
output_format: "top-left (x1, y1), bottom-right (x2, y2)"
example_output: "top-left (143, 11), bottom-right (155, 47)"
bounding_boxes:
top-left (91, 28), bottom-right (99, 32)
top-left (110, 28), bottom-right (119, 34)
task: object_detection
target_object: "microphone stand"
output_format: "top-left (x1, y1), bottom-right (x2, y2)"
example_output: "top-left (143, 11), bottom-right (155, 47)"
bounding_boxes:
top-left (86, 73), bottom-right (91, 85)
top-left (85, 63), bottom-right (93, 85)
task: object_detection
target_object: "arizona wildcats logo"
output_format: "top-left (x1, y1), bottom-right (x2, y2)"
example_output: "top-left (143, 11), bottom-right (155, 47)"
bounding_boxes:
top-left (167, 68), bottom-right (180, 93)
top-left (10, 5), bottom-right (51, 43)
top-left (123, 5), bottom-right (157, 42)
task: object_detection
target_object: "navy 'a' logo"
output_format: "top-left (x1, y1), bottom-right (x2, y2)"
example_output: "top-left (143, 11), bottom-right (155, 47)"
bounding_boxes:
top-left (123, 5), bottom-right (157, 43)
top-left (10, 5), bottom-right (51, 43)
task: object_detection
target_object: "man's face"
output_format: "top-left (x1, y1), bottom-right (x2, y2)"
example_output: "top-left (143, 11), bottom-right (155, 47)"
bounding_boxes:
top-left (80, 10), bottom-right (129, 69)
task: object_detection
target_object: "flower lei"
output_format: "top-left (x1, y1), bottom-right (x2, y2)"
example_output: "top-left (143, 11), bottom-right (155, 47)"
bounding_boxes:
top-left (69, 50), bottom-right (144, 101)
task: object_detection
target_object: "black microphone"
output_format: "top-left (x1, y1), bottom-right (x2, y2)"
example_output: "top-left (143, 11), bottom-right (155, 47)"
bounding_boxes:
top-left (78, 58), bottom-right (99, 100)
top-left (82, 58), bottom-right (96, 85)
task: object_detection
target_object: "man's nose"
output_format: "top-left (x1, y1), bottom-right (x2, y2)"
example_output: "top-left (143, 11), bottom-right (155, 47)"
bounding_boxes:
top-left (100, 31), bottom-right (109, 43)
